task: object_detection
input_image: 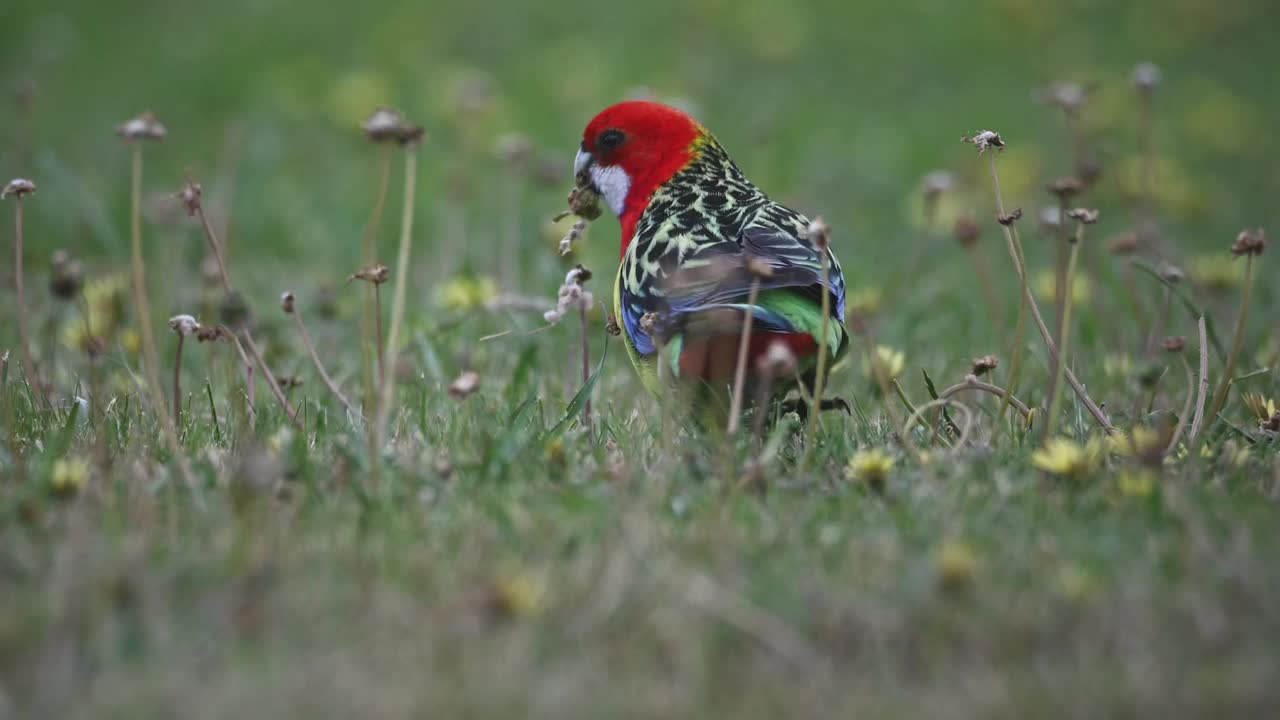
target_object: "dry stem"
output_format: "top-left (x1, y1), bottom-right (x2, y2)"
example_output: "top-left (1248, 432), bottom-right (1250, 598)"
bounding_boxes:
top-left (1049, 198), bottom-right (1068, 404)
top-left (900, 398), bottom-right (975, 459)
top-left (578, 300), bottom-right (592, 424)
top-left (173, 333), bottom-right (185, 426)
top-left (374, 149), bottom-right (419, 445)
top-left (1165, 353), bottom-right (1196, 455)
top-left (1189, 315), bottom-right (1210, 443)
top-left (191, 202), bottom-right (297, 425)
top-left (127, 144), bottom-right (195, 484)
top-left (374, 284), bottom-right (385, 388)
top-left (289, 299), bottom-right (359, 417)
top-left (11, 195), bottom-right (44, 401)
top-left (727, 277), bottom-right (762, 434)
top-left (241, 332), bottom-right (296, 423)
top-left (1206, 255), bottom-right (1254, 426)
top-left (361, 147), bottom-right (393, 417)
top-left (985, 154), bottom-right (1114, 433)
top-left (1045, 222), bottom-right (1083, 436)
top-left (939, 376), bottom-right (1033, 421)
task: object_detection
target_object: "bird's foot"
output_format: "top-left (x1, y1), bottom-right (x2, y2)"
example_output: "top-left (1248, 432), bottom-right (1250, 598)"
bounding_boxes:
top-left (779, 396), bottom-right (852, 422)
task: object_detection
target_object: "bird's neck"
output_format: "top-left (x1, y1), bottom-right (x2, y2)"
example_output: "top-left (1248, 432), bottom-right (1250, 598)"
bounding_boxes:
top-left (619, 138), bottom-right (755, 258)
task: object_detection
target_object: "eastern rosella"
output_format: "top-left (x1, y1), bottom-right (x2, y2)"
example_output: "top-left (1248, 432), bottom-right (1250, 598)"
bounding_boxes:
top-left (574, 101), bottom-right (847, 411)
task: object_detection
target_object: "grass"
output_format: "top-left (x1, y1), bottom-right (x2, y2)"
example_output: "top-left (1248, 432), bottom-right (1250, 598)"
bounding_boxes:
top-left (3, 0), bottom-right (1280, 716)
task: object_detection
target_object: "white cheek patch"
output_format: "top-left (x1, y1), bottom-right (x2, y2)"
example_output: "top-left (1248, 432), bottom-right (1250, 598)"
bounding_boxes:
top-left (590, 164), bottom-right (632, 217)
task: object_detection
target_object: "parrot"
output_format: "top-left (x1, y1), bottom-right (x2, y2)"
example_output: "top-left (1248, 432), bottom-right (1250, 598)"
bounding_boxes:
top-left (573, 100), bottom-right (848, 415)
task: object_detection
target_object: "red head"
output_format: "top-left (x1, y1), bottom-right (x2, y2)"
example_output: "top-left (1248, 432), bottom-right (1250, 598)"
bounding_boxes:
top-left (575, 101), bottom-right (707, 254)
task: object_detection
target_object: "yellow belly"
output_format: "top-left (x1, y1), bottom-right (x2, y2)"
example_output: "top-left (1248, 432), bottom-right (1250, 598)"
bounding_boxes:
top-left (614, 263), bottom-right (662, 395)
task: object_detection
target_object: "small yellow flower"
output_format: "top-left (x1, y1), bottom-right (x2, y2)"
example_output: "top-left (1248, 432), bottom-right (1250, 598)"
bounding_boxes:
top-left (1189, 253), bottom-right (1242, 291)
top-left (51, 456), bottom-right (90, 495)
top-left (1115, 468), bottom-right (1157, 498)
top-left (1033, 269), bottom-right (1090, 305)
top-left (1103, 353), bottom-right (1133, 379)
top-left (120, 329), bottom-right (141, 355)
top-left (493, 569), bottom-right (547, 619)
top-left (267, 426), bottom-right (294, 453)
top-left (544, 437), bottom-right (566, 467)
top-left (62, 274), bottom-right (130, 351)
top-left (1031, 437), bottom-right (1104, 478)
top-left (1164, 442), bottom-right (1215, 466)
top-left (1055, 564), bottom-right (1095, 602)
top-left (1242, 394), bottom-right (1277, 423)
top-left (1108, 426), bottom-right (1162, 460)
top-left (864, 345), bottom-right (905, 383)
top-left (846, 448), bottom-right (895, 489)
top-left (845, 287), bottom-right (883, 317)
top-left (435, 274), bottom-right (499, 312)
top-left (934, 540), bottom-right (979, 589)
top-left (1219, 440), bottom-right (1251, 468)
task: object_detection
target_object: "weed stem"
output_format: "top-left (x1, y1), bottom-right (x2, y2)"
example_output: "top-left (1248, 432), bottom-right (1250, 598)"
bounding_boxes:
top-left (173, 333), bottom-right (185, 426)
top-left (1165, 353), bottom-right (1196, 456)
top-left (288, 297), bottom-right (358, 418)
top-left (1046, 222), bottom-right (1083, 436)
top-left (1207, 255), bottom-right (1254, 425)
top-left (127, 144), bottom-right (195, 483)
top-left (11, 195), bottom-right (44, 402)
top-left (985, 154), bottom-right (1114, 433)
top-left (727, 278), bottom-right (761, 434)
top-left (1189, 315), bottom-right (1209, 443)
top-left (375, 149), bottom-right (419, 446)
top-left (940, 375), bottom-right (1032, 421)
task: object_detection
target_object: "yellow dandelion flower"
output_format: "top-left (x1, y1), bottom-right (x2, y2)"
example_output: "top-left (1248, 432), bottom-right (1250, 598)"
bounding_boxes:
top-left (1108, 426), bottom-right (1162, 458)
top-left (51, 456), bottom-right (90, 495)
top-left (1115, 468), bottom-right (1157, 498)
top-left (120, 329), bottom-right (141, 355)
top-left (1031, 437), bottom-right (1104, 478)
top-left (845, 287), bottom-right (883, 317)
top-left (934, 540), bottom-right (979, 588)
top-left (1164, 442), bottom-right (1215, 466)
top-left (435, 275), bottom-right (499, 312)
top-left (267, 427), bottom-right (294, 453)
top-left (846, 448), bottom-right (895, 489)
top-left (1055, 564), bottom-right (1095, 602)
top-left (1113, 154), bottom-right (1206, 218)
top-left (1242, 394), bottom-right (1277, 423)
top-left (864, 346), bottom-right (905, 383)
top-left (543, 437), bottom-right (566, 467)
top-left (1033, 269), bottom-right (1090, 305)
top-left (62, 273), bottom-right (129, 351)
top-left (1189, 253), bottom-right (1242, 291)
top-left (1104, 353), bottom-right (1133, 379)
top-left (493, 569), bottom-right (547, 619)
top-left (1220, 440), bottom-right (1250, 468)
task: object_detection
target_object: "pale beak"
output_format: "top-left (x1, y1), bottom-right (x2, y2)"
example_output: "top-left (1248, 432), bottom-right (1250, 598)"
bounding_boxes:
top-left (573, 146), bottom-right (594, 183)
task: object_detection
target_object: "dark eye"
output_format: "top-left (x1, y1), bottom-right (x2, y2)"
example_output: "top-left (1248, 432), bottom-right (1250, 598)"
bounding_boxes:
top-left (598, 128), bottom-right (626, 151)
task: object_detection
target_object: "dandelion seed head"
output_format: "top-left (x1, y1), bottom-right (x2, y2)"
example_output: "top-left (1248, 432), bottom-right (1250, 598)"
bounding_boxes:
top-left (1, 178), bottom-right (36, 199)
top-left (168, 314), bottom-right (201, 337)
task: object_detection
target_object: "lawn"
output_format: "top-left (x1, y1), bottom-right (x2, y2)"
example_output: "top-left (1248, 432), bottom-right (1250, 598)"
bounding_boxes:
top-left (2, 0), bottom-right (1279, 717)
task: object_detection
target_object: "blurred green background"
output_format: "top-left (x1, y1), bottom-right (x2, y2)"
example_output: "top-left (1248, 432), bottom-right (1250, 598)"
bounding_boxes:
top-left (5, 0), bottom-right (1278, 274)
top-left (5, 0), bottom-right (1280, 425)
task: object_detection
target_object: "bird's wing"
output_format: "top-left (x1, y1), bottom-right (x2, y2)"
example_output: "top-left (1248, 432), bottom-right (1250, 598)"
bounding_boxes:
top-left (619, 204), bottom-right (846, 357)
